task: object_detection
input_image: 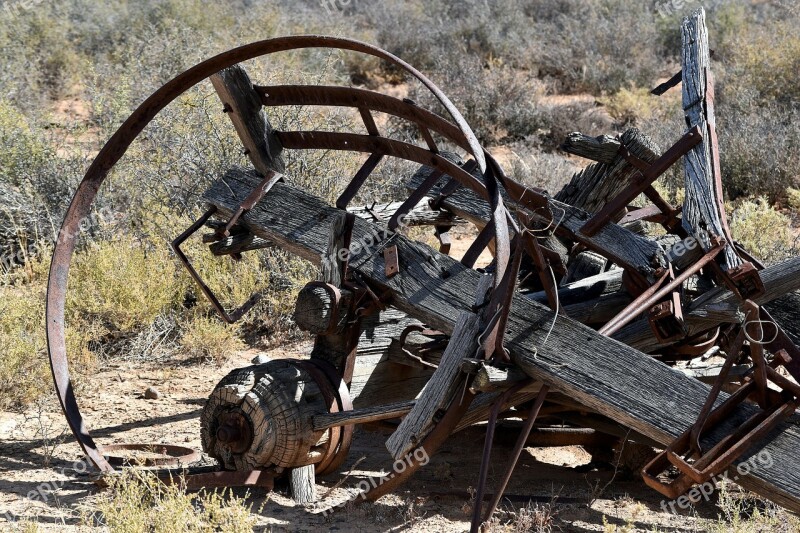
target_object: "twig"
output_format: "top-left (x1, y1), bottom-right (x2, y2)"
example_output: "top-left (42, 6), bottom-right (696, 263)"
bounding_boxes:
top-left (320, 455), bottom-right (367, 501)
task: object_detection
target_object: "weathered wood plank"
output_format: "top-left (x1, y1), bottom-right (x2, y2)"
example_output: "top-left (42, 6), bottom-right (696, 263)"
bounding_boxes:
top-left (560, 132), bottom-right (621, 164)
top-left (407, 163), bottom-right (666, 279)
top-left (203, 168), bottom-right (800, 511)
top-left (209, 232), bottom-right (272, 256)
top-left (613, 256), bottom-right (800, 352)
top-left (347, 200), bottom-right (462, 227)
top-left (349, 309), bottom-right (433, 408)
top-left (211, 65), bottom-right (284, 175)
top-left (680, 9), bottom-right (741, 270)
top-left (385, 311), bottom-right (481, 459)
top-left (469, 362), bottom-right (529, 393)
top-left (555, 128), bottom-right (660, 216)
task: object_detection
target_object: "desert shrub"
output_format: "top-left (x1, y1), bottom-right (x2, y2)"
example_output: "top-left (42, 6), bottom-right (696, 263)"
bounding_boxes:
top-left (787, 188), bottom-right (800, 211)
top-left (0, 278), bottom-right (49, 411)
top-left (0, 100), bottom-right (84, 264)
top-left (67, 235), bottom-right (182, 334)
top-left (179, 315), bottom-right (244, 365)
top-left (600, 86), bottom-right (680, 126)
top-left (717, 103), bottom-right (800, 201)
top-left (87, 469), bottom-right (255, 532)
top-left (529, 0), bottom-right (664, 94)
top-left (406, 54), bottom-right (546, 145)
top-left (729, 197), bottom-right (798, 265)
top-left (511, 148), bottom-right (582, 194)
top-left (709, 482), bottom-right (800, 533)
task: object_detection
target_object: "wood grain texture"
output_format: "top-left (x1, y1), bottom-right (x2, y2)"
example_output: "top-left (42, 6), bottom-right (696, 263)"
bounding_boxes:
top-left (211, 65), bottom-right (284, 175)
top-left (203, 168), bottom-right (800, 510)
top-left (613, 257), bottom-right (800, 352)
top-left (407, 162), bottom-right (666, 279)
top-left (680, 9), bottom-right (740, 269)
top-left (385, 311), bottom-right (481, 459)
top-left (555, 128), bottom-right (660, 216)
top-left (560, 132), bottom-right (621, 164)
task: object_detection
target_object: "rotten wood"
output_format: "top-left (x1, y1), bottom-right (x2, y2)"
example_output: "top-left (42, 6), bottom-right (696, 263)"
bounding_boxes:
top-left (407, 163), bottom-right (667, 281)
top-left (680, 9), bottom-right (741, 270)
top-left (555, 128), bottom-right (660, 216)
top-left (560, 132), bottom-right (621, 164)
top-left (385, 311), bottom-right (481, 459)
top-left (613, 256), bottom-right (800, 352)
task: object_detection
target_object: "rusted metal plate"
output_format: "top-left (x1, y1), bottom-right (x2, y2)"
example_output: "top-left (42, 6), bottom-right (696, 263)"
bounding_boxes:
top-left (384, 245), bottom-right (399, 278)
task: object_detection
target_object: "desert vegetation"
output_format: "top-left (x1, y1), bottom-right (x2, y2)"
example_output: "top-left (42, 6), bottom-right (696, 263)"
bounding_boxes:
top-left (1, 0), bottom-right (799, 531)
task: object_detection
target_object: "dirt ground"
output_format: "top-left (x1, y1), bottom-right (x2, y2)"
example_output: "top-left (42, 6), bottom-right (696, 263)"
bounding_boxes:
top-left (0, 340), bottom-right (733, 533)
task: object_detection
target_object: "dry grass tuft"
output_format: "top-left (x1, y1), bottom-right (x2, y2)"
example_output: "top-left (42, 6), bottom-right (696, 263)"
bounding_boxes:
top-left (85, 469), bottom-right (256, 532)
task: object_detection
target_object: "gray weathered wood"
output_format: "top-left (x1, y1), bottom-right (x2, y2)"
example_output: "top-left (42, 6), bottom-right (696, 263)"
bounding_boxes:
top-left (313, 400), bottom-right (415, 431)
top-left (556, 128), bottom-right (660, 216)
top-left (348, 200), bottom-right (462, 227)
top-left (613, 256), bottom-right (800, 352)
top-left (350, 309), bottom-right (433, 409)
top-left (469, 362), bottom-right (529, 393)
top-left (209, 232), bottom-right (273, 256)
top-left (293, 285), bottom-right (353, 335)
top-left (766, 292), bottom-right (800, 347)
top-left (562, 251), bottom-right (607, 285)
top-left (211, 65), bottom-right (284, 175)
top-left (561, 132), bottom-right (621, 164)
top-left (407, 164), bottom-right (666, 280)
top-left (203, 168), bottom-right (800, 511)
top-left (680, 9), bottom-right (741, 270)
top-left (385, 311), bottom-right (481, 459)
top-left (290, 465), bottom-right (316, 504)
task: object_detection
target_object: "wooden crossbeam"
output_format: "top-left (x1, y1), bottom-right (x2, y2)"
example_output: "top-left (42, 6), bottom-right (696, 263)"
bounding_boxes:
top-left (203, 168), bottom-right (800, 511)
top-left (407, 164), bottom-right (667, 281)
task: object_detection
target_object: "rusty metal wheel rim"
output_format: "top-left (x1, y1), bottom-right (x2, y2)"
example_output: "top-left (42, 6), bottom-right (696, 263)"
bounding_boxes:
top-left (46, 35), bottom-right (512, 473)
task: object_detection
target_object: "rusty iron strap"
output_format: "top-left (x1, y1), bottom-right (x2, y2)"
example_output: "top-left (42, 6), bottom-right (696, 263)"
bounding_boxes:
top-left (482, 385), bottom-right (550, 525)
top-left (600, 239), bottom-right (725, 336)
top-left (172, 207), bottom-right (264, 324)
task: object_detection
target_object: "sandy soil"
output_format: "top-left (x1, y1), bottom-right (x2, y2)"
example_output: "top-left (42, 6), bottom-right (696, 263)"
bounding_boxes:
top-left (0, 340), bottom-right (727, 533)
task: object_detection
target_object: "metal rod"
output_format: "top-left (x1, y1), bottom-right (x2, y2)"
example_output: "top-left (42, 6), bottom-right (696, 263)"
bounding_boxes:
top-left (470, 382), bottom-right (528, 533)
top-left (600, 241), bottom-right (724, 336)
top-left (482, 385), bottom-right (550, 524)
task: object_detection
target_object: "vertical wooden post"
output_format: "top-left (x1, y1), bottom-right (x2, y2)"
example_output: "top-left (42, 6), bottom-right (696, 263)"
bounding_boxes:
top-left (211, 65), bottom-right (285, 176)
top-left (680, 8), bottom-right (741, 271)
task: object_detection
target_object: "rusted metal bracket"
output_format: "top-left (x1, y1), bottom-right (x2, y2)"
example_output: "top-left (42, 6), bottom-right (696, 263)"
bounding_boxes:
top-left (642, 302), bottom-right (800, 499)
top-left (471, 383), bottom-right (550, 532)
top-left (173, 207), bottom-right (263, 324)
top-left (648, 265), bottom-right (687, 344)
top-left (580, 126), bottom-right (702, 237)
top-left (215, 170), bottom-right (283, 239)
top-left (600, 236), bottom-right (725, 337)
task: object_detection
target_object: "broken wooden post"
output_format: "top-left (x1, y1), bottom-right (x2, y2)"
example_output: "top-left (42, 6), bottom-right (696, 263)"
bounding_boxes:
top-left (680, 9), bottom-right (741, 271)
top-left (211, 65), bottom-right (284, 175)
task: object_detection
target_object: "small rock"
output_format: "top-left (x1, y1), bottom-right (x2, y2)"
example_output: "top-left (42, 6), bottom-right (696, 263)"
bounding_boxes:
top-left (251, 354), bottom-right (270, 365)
top-left (144, 386), bottom-right (162, 400)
